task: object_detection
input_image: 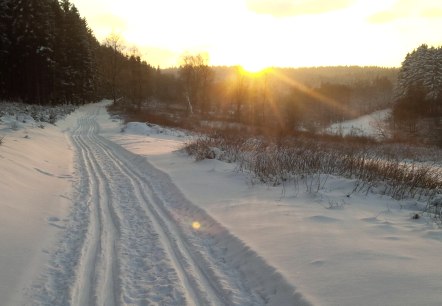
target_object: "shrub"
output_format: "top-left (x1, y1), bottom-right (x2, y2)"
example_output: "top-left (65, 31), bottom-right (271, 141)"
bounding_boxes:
top-left (184, 131), bottom-right (441, 205)
top-left (10, 121), bottom-right (19, 130)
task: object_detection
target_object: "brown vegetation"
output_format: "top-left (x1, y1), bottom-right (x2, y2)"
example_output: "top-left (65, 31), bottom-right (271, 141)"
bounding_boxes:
top-left (185, 129), bottom-right (441, 203)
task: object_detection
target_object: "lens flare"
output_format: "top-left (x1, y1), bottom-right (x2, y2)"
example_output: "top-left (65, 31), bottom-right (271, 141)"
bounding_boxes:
top-left (192, 221), bottom-right (201, 230)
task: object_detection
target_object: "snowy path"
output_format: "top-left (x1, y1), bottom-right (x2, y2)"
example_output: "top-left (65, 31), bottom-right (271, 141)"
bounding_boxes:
top-left (27, 104), bottom-right (306, 306)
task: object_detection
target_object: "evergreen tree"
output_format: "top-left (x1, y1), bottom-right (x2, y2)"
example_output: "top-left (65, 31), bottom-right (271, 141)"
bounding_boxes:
top-left (425, 47), bottom-right (442, 100)
top-left (0, 0), bottom-right (12, 98)
top-left (60, 1), bottom-right (96, 103)
top-left (0, 0), bottom-right (100, 104)
top-left (9, 0), bottom-right (55, 103)
top-left (397, 44), bottom-right (442, 101)
top-left (394, 44), bottom-right (442, 144)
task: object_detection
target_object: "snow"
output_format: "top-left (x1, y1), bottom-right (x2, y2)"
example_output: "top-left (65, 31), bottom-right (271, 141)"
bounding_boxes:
top-left (325, 109), bottom-right (391, 139)
top-left (104, 106), bottom-right (442, 306)
top-left (0, 115), bottom-right (73, 305)
top-left (1, 100), bottom-right (441, 306)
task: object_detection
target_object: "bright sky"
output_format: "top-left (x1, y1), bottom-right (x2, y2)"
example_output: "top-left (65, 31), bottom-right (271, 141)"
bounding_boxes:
top-left (71, 0), bottom-right (442, 69)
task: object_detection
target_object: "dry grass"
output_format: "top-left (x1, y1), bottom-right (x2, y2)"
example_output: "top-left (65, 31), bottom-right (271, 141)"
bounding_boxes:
top-left (185, 131), bottom-right (441, 206)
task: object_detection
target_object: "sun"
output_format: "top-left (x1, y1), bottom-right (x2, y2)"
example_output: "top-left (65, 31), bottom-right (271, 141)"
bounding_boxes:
top-left (241, 62), bottom-right (268, 74)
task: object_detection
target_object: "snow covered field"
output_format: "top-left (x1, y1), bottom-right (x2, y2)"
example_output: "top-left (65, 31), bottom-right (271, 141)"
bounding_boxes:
top-left (1, 101), bottom-right (441, 305)
top-left (326, 109), bottom-right (391, 139)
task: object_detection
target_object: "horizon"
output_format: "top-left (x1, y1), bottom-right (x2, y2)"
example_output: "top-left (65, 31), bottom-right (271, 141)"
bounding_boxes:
top-left (72, 0), bottom-right (442, 70)
top-left (159, 64), bottom-right (401, 70)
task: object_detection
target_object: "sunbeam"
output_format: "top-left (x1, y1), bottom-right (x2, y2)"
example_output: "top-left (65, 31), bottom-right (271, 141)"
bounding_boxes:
top-left (268, 69), bottom-right (359, 119)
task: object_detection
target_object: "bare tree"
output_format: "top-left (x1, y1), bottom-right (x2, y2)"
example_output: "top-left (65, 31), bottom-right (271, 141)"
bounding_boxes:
top-left (179, 52), bottom-right (213, 115)
top-left (231, 66), bottom-right (250, 121)
top-left (104, 32), bottom-right (125, 103)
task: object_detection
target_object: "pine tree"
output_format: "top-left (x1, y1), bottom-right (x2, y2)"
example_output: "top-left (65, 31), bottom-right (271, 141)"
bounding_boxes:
top-left (0, 0), bottom-right (12, 98)
top-left (397, 44), bottom-right (442, 101)
top-left (9, 0), bottom-right (56, 103)
top-left (394, 44), bottom-right (442, 144)
top-left (58, 0), bottom-right (96, 103)
top-left (427, 47), bottom-right (442, 100)
top-left (49, 0), bottom-right (66, 103)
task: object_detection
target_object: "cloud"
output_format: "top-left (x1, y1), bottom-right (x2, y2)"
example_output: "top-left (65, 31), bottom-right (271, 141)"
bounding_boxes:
top-left (246, 0), bottom-right (354, 17)
top-left (85, 13), bottom-right (127, 41)
top-left (94, 13), bottom-right (127, 31)
top-left (138, 46), bottom-right (181, 68)
top-left (367, 11), bottom-right (402, 24)
top-left (421, 8), bottom-right (442, 18)
top-left (367, 0), bottom-right (442, 24)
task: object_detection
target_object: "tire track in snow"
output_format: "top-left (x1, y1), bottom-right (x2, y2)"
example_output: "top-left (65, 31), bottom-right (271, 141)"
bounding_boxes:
top-left (85, 107), bottom-right (290, 306)
top-left (27, 104), bottom-right (311, 306)
top-left (90, 122), bottom-right (222, 306)
top-left (70, 115), bottom-right (120, 306)
top-left (70, 118), bottom-right (103, 306)
top-left (82, 115), bottom-right (205, 305)
top-left (72, 114), bottom-right (188, 305)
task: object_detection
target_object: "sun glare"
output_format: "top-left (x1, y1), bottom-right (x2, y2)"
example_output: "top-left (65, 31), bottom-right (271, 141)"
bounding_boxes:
top-left (241, 62), bottom-right (267, 74)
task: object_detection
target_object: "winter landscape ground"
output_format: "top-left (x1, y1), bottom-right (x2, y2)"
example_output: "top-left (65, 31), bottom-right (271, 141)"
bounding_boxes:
top-left (1, 100), bottom-right (441, 306)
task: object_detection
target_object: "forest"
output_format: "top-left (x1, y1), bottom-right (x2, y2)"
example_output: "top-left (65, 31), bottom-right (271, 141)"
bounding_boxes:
top-left (0, 0), bottom-right (441, 145)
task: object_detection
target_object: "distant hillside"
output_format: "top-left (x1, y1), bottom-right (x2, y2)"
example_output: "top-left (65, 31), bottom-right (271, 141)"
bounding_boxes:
top-left (163, 66), bottom-right (399, 86)
top-left (275, 66), bottom-right (399, 86)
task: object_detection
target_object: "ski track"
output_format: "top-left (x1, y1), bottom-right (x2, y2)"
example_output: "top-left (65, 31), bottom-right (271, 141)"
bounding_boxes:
top-left (26, 104), bottom-right (309, 306)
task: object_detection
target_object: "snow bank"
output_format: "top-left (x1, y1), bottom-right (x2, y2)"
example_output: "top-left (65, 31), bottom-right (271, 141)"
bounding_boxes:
top-left (0, 110), bottom-right (73, 305)
top-left (0, 102), bottom-right (76, 127)
top-left (122, 121), bottom-right (188, 138)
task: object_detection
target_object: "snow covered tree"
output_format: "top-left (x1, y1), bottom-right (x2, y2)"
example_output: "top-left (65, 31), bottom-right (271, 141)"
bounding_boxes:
top-left (425, 47), bottom-right (442, 101)
top-left (0, 0), bottom-right (12, 97)
top-left (57, 0), bottom-right (97, 103)
top-left (394, 44), bottom-right (442, 144)
top-left (8, 0), bottom-right (56, 103)
top-left (396, 45), bottom-right (442, 101)
top-left (0, 0), bottom-right (100, 104)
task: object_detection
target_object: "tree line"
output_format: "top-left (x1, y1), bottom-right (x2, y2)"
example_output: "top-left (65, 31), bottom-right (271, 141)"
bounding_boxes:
top-left (0, 0), bottom-right (157, 106)
top-left (142, 63), bottom-right (396, 134)
top-left (0, 0), bottom-right (397, 123)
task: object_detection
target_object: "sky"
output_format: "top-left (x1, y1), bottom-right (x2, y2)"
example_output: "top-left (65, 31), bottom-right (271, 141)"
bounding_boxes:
top-left (71, 0), bottom-right (442, 70)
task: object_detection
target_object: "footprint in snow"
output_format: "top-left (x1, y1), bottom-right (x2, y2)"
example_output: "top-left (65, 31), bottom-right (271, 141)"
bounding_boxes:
top-left (48, 216), bottom-right (66, 229)
top-left (34, 168), bottom-right (54, 177)
top-left (308, 215), bottom-right (339, 223)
